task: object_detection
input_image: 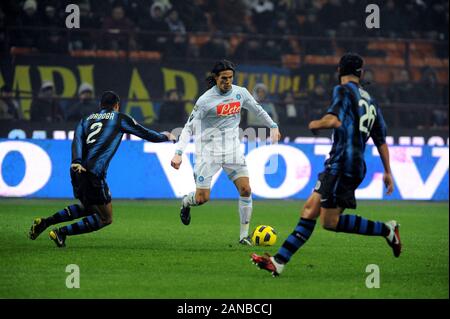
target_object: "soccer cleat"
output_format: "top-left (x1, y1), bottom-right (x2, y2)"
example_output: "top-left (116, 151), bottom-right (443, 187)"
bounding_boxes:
top-left (180, 200), bottom-right (191, 225)
top-left (239, 236), bottom-right (253, 246)
top-left (385, 220), bottom-right (402, 257)
top-left (251, 253), bottom-right (284, 277)
top-left (29, 218), bottom-right (48, 240)
top-left (49, 229), bottom-right (66, 248)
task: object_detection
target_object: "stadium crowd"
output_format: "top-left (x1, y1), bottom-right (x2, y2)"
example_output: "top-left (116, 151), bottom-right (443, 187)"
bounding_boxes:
top-left (0, 0), bottom-right (448, 129)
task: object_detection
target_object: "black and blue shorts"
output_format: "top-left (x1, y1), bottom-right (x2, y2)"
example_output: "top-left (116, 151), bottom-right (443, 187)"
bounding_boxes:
top-left (70, 169), bottom-right (111, 207)
top-left (313, 171), bottom-right (363, 209)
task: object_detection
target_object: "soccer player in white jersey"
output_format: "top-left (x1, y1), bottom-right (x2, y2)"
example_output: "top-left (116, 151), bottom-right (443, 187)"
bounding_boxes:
top-left (171, 60), bottom-right (281, 245)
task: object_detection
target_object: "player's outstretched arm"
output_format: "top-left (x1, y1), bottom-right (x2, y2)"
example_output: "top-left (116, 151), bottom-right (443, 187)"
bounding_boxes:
top-left (377, 143), bottom-right (394, 195)
top-left (120, 114), bottom-right (175, 143)
top-left (308, 114), bottom-right (342, 135)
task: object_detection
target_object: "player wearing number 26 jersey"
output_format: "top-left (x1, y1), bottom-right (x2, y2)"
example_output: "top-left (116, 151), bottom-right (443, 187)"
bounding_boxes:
top-left (28, 91), bottom-right (175, 248)
top-left (251, 53), bottom-right (401, 277)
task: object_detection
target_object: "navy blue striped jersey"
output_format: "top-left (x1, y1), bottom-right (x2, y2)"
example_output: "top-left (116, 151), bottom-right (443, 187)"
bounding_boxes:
top-left (71, 109), bottom-right (168, 178)
top-left (325, 81), bottom-right (387, 179)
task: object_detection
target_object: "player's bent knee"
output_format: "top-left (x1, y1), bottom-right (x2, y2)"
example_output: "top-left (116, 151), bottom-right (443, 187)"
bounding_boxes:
top-left (321, 217), bottom-right (338, 231)
top-left (239, 186), bottom-right (251, 197)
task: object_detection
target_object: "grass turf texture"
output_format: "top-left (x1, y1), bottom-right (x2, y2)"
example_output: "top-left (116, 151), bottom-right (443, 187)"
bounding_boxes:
top-left (0, 199), bottom-right (448, 299)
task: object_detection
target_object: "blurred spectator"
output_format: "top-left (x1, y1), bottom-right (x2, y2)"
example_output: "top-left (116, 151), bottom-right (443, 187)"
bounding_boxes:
top-left (38, 29), bottom-right (68, 54)
top-left (0, 85), bottom-right (22, 120)
top-left (17, 0), bottom-right (40, 47)
top-left (163, 9), bottom-right (188, 58)
top-left (247, 83), bottom-right (278, 126)
top-left (250, 0), bottom-right (275, 33)
top-left (211, 0), bottom-right (249, 33)
top-left (318, 0), bottom-right (345, 36)
top-left (101, 5), bottom-right (136, 50)
top-left (139, 2), bottom-right (170, 51)
top-left (388, 69), bottom-right (418, 104)
top-left (41, 4), bottom-right (60, 27)
top-left (165, 9), bottom-right (186, 34)
top-left (307, 81), bottom-right (329, 120)
top-left (0, 7), bottom-right (6, 52)
top-left (200, 33), bottom-right (230, 60)
top-left (65, 83), bottom-right (98, 121)
top-left (158, 89), bottom-right (188, 125)
top-left (380, 0), bottom-right (408, 38)
top-left (233, 37), bottom-right (263, 61)
top-left (279, 91), bottom-right (299, 125)
top-left (299, 12), bottom-right (334, 55)
top-left (30, 81), bottom-right (63, 122)
top-left (175, 0), bottom-right (209, 32)
top-left (362, 69), bottom-right (388, 104)
top-left (414, 67), bottom-right (448, 128)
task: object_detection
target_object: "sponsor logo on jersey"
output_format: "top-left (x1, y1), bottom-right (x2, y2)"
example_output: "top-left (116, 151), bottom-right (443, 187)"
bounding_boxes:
top-left (216, 101), bottom-right (241, 116)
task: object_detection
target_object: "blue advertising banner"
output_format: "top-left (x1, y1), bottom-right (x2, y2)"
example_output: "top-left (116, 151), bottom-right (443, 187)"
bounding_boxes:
top-left (0, 139), bottom-right (448, 200)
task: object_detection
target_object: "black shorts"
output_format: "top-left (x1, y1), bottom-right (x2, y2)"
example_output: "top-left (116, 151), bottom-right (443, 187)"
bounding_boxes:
top-left (70, 169), bottom-right (111, 207)
top-left (313, 171), bottom-right (363, 209)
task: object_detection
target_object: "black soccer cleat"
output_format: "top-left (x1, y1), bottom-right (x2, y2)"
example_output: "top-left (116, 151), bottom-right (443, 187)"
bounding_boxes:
top-left (180, 204), bottom-right (191, 225)
top-left (49, 229), bottom-right (66, 248)
top-left (29, 218), bottom-right (48, 240)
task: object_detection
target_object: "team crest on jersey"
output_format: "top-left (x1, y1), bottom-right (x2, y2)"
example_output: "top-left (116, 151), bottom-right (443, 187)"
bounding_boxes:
top-left (216, 101), bottom-right (241, 116)
top-left (314, 180), bottom-right (321, 191)
top-left (236, 94), bottom-right (241, 100)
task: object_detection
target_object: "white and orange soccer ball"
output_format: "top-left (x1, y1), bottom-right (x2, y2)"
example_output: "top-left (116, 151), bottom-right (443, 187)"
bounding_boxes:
top-left (251, 225), bottom-right (277, 246)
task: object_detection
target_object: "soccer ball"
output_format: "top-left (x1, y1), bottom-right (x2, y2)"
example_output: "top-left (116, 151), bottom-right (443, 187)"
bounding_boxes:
top-left (251, 225), bottom-right (277, 246)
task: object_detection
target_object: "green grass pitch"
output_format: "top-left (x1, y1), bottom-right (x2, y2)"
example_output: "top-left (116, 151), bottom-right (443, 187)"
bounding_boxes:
top-left (0, 199), bottom-right (448, 299)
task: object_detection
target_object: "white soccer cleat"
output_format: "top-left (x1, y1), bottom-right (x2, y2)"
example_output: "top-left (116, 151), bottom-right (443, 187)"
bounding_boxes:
top-left (385, 220), bottom-right (402, 257)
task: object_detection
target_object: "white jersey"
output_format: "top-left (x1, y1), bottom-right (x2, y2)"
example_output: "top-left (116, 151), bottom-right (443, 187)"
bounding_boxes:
top-left (176, 84), bottom-right (277, 161)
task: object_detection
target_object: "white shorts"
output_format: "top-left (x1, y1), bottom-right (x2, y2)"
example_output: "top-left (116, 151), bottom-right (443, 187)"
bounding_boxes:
top-left (194, 158), bottom-right (249, 189)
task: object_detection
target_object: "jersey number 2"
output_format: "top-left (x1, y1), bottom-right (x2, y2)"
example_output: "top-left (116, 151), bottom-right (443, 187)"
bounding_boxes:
top-left (358, 99), bottom-right (377, 136)
top-left (86, 122), bottom-right (103, 144)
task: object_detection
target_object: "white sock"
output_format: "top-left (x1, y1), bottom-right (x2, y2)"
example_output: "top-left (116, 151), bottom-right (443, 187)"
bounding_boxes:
top-left (182, 192), bottom-right (198, 208)
top-left (239, 195), bottom-right (253, 239)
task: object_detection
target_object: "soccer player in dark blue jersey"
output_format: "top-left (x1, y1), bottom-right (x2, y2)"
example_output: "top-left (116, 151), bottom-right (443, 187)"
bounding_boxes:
top-left (29, 91), bottom-right (176, 247)
top-left (252, 53), bottom-right (402, 276)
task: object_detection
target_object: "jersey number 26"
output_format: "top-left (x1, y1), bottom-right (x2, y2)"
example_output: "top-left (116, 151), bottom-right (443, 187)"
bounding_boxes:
top-left (358, 99), bottom-right (377, 136)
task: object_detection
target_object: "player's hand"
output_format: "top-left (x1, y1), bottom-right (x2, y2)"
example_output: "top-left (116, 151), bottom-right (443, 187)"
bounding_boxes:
top-left (161, 131), bottom-right (176, 143)
top-left (71, 163), bottom-right (86, 174)
top-left (383, 172), bottom-right (394, 195)
top-left (270, 127), bottom-right (281, 143)
top-left (171, 154), bottom-right (182, 170)
top-left (308, 121), bottom-right (320, 136)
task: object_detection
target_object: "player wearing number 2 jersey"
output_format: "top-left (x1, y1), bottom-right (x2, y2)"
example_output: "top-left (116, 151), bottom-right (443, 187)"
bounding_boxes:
top-left (252, 53), bottom-right (402, 276)
top-left (28, 91), bottom-right (176, 247)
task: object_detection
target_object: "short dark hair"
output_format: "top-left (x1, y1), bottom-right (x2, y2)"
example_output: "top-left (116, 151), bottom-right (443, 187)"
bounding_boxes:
top-left (100, 91), bottom-right (120, 110)
top-left (338, 53), bottom-right (364, 78)
top-left (206, 59), bottom-right (236, 89)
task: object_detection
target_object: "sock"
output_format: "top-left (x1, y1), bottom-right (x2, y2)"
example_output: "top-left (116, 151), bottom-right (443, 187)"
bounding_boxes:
top-left (335, 214), bottom-right (390, 236)
top-left (59, 214), bottom-right (107, 236)
top-left (182, 192), bottom-right (198, 208)
top-left (45, 204), bottom-right (88, 226)
top-left (274, 218), bottom-right (317, 264)
top-left (239, 196), bottom-right (252, 239)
